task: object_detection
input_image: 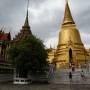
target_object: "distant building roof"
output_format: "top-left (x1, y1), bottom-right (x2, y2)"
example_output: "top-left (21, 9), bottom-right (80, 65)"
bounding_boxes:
top-left (0, 31), bottom-right (11, 41)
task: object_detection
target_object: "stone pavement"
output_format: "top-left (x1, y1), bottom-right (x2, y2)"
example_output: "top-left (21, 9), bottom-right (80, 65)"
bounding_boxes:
top-left (0, 83), bottom-right (90, 90)
top-left (0, 68), bottom-right (90, 90)
top-left (50, 69), bottom-right (90, 84)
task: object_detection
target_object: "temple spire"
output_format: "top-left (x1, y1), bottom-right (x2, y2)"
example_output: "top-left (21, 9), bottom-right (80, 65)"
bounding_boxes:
top-left (63, 0), bottom-right (75, 25)
top-left (24, 0), bottom-right (29, 27)
top-left (50, 44), bottom-right (52, 49)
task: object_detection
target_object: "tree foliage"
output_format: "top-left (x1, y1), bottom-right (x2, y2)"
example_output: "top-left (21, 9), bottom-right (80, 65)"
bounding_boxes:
top-left (7, 35), bottom-right (49, 77)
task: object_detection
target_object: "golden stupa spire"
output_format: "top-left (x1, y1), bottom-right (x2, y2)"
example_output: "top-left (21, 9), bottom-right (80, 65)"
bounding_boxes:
top-left (63, 0), bottom-right (75, 25)
top-left (24, 0), bottom-right (29, 27)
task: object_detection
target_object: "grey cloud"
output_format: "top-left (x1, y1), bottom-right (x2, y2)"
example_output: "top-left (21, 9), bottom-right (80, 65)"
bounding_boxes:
top-left (29, 0), bottom-right (46, 7)
top-left (0, 0), bottom-right (90, 48)
top-left (30, 8), bottom-right (63, 40)
top-left (76, 9), bottom-right (90, 28)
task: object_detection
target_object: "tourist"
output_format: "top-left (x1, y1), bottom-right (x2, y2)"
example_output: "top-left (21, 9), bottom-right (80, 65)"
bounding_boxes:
top-left (69, 72), bottom-right (72, 82)
top-left (81, 70), bottom-right (86, 80)
top-left (72, 65), bottom-right (75, 72)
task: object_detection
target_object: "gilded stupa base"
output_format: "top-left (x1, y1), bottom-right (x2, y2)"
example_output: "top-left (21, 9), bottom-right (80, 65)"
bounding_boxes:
top-left (54, 61), bottom-right (87, 69)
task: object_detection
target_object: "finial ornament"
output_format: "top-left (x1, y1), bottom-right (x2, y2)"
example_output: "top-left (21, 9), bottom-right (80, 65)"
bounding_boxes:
top-left (66, 0), bottom-right (68, 3)
top-left (50, 44), bottom-right (52, 49)
top-left (27, 0), bottom-right (29, 11)
top-left (23, 0), bottom-right (30, 27)
top-left (63, 0), bottom-right (75, 25)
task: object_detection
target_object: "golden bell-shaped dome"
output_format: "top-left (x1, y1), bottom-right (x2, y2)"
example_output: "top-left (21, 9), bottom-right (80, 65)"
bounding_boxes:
top-left (58, 25), bottom-right (83, 45)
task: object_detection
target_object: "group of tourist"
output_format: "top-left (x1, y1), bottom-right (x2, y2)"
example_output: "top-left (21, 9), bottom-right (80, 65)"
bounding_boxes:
top-left (69, 68), bottom-right (86, 82)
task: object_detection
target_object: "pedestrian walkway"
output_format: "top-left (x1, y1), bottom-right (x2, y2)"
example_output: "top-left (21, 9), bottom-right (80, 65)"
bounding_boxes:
top-left (51, 68), bottom-right (90, 84)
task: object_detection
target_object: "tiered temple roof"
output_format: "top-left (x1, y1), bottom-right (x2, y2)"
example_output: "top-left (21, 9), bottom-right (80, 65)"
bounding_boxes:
top-left (13, 8), bottom-right (32, 42)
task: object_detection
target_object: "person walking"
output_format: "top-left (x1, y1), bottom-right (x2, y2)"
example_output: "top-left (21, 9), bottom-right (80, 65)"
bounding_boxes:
top-left (69, 72), bottom-right (72, 81)
top-left (69, 72), bottom-right (72, 87)
top-left (72, 65), bottom-right (75, 72)
top-left (81, 70), bottom-right (86, 80)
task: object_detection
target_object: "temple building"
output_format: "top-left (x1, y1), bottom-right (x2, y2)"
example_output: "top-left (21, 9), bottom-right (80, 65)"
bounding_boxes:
top-left (0, 30), bottom-right (13, 76)
top-left (0, 30), bottom-right (11, 62)
top-left (48, 0), bottom-right (90, 69)
top-left (47, 46), bottom-right (56, 63)
top-left (12, 9), bottom-right (32, 43)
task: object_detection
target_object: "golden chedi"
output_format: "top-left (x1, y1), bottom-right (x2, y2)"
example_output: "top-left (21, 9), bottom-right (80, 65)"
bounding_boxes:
top-left (53, 0), bottom-right (88, 69)
top-left (47, 46), bottom-right (56, 63)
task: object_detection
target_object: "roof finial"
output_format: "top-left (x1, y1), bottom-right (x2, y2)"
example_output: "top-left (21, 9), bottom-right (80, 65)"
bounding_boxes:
top-left (27, 0), bottom-right (29, 12)
top-left (62, 0), bottom-right (75, 25)
top-left (24, 0), bottom-right (29, 27)
top-left (50, 44), bottom-right (52, 49)
top-left (66, 0), bottom-right (68, 3)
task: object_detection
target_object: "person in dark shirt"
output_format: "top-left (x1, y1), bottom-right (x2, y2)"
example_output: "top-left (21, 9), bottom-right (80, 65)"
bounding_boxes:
top-left (69, 72), bottom-right (72, 87)
top-left (69, 72), bottom-right (72, 81)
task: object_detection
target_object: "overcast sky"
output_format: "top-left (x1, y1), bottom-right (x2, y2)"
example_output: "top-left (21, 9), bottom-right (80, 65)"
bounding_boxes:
top-left (0, 0), bottom-right (90, 49)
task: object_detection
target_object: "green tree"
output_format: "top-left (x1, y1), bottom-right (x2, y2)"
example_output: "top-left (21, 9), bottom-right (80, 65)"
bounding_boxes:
top-left (7, 35), bottom-right (49, 77)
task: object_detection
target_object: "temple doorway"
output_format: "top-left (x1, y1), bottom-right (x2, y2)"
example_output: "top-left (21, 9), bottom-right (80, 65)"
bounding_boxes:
top-left (69, 48), bottom-right (73, 64)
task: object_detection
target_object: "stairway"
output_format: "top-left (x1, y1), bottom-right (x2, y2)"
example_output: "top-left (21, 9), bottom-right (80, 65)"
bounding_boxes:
top-left (50, 69), bottom-right (90, 84)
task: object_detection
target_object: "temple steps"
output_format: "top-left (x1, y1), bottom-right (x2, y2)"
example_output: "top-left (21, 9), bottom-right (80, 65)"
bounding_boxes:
top-left (50, 69), bottom-right (90, 84)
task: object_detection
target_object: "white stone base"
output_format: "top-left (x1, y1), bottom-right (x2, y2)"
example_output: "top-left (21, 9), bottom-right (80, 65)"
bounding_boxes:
top-left (13, 77), bottom-right (31, 84)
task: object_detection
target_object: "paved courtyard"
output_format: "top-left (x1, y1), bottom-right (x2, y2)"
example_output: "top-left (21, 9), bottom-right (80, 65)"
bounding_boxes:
top-left (0, 83), bottom-right (90, 90)
top-left (0, 68), bottom-right (90, 90)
